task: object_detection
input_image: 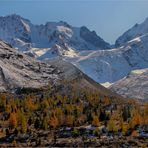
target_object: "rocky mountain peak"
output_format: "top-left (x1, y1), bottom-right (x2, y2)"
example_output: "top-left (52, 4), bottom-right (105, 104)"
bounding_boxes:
top-left (80, 26), bottom-right (110, 49)
top-left (115, 17), bottom-right (148, 47)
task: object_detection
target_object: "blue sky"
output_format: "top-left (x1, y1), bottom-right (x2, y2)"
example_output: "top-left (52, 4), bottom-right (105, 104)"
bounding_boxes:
top-left (0, 0), bottom-right (148, 44)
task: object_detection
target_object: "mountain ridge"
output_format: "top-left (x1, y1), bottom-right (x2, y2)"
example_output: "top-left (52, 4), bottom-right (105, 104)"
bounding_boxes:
top-left (0, 14), bottom-right (111, 58)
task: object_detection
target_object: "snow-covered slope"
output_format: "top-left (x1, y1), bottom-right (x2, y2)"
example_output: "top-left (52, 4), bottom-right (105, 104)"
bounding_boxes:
top-left (110, 68), bottom-right (148, 101)
top-left (0, 14), bottom-right (110, 59)
top-left (68, 33), bottom-right (148, 84)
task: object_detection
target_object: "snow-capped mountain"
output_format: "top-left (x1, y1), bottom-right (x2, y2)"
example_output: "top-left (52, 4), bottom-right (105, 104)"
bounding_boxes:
top-left (0, 14), bottom-right (110, 58)
top-left (110, 68), bottom-right (148, 101)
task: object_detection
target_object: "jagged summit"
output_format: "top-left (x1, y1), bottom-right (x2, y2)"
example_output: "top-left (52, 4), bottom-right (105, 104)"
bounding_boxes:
top-left (80, 26), bottom-right (110, 49)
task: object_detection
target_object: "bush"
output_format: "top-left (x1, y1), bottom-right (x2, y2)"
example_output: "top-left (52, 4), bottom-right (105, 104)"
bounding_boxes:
top-left (12, 140), bottom-right (17, 147)
top-left (72, 128), bottom-right (79, 137)
top-left (131, 130), bottom-right (139, 137)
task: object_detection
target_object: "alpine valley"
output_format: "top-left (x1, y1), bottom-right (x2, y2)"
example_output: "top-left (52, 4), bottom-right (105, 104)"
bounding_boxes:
top-left (0, 14), bottom-right (147, 100)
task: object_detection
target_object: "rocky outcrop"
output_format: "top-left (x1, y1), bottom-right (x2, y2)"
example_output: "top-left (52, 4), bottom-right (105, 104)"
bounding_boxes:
top-left (110, 69), bottom-right (148, 101)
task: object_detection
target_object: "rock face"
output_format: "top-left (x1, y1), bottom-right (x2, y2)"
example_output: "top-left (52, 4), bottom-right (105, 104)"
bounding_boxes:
top-left (0, 40), bottom-right (59, 92)
top-left (80, 26), bottom-right (110, 49)
top-left (110, 69), bottom-right (148, 101)
top-left (0, 14), bottom-right (110, 59)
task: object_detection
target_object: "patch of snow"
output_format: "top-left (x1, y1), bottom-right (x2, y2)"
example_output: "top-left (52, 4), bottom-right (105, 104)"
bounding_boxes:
top-left (31, 48), bottom-right (50, 57)
top-left (21, 20), bottom-right (30, 32)
top-left (128, 37), bottom-right (141, 43)
top-left (101, 82), bottom-right (113, 88)
top-left (131, 69), bottom-right (147, 74)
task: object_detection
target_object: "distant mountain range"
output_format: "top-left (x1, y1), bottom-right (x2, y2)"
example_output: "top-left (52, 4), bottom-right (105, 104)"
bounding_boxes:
top-left (0, 14), bottom-right (147, 100)
top-left (0, 14), bottom-right (110, 57)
